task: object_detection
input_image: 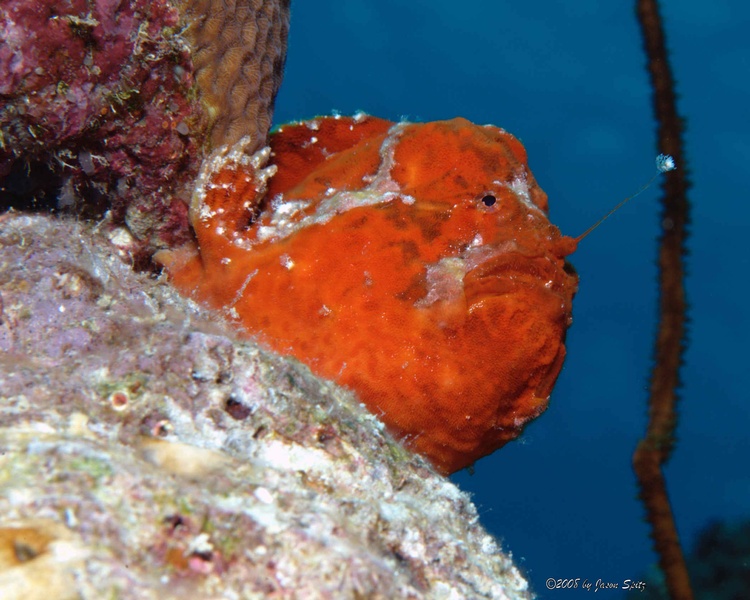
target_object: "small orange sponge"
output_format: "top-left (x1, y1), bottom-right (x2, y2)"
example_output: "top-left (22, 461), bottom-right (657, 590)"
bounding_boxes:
top-left (159, 115), bottom-right (578, 474)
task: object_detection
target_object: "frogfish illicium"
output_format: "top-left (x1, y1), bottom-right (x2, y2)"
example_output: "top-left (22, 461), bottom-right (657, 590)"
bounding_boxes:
top-left (158, 114), bottom-right (579, 474)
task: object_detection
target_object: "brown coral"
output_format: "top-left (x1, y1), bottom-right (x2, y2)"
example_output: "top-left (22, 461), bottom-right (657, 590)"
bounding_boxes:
top-left (176, 0), bottom-right (291, 152)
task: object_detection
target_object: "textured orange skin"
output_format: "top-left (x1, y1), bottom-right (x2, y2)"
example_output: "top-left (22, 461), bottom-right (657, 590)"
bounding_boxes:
top-left (161, 116), bottom-right (578, 474)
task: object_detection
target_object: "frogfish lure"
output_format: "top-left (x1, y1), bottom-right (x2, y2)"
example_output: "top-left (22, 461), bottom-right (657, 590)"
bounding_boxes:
top-left (158, 114), bottom-right (673, 474)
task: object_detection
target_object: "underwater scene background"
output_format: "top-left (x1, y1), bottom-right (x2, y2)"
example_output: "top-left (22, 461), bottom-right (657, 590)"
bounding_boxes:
top-left (273, 1), bottom-right (749, 596)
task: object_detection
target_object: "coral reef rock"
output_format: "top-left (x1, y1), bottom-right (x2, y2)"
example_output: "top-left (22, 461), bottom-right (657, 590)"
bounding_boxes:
top-left (0, 0), bottom-right (288, 263)
top-left (0, 0), bottom-right (200, 259)
top-left (0, 213), bottom-right (531, 599)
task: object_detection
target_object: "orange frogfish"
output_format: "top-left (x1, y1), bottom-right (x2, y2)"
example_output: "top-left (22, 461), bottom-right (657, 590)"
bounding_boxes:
top-left (158, 114), bottom-right (579, 474)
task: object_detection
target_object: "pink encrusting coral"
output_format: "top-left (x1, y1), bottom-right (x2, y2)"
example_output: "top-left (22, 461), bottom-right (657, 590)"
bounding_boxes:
top-left (0, 0), bottom-right (290, 265)
top-left (0, 0), bottom-right (202, 262)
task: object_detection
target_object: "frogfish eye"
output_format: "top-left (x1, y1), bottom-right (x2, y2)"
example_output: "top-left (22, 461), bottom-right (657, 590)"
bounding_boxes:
top-left (481, 194), bottom-right (497, 207)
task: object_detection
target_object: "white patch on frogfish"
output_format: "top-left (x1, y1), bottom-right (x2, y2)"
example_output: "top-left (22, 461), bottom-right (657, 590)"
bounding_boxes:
top-left (247, 119), bottom-right (410, 244)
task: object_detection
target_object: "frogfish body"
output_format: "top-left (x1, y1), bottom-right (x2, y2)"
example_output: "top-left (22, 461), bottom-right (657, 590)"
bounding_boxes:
top-left (159, 114), bottom-right (579, 474)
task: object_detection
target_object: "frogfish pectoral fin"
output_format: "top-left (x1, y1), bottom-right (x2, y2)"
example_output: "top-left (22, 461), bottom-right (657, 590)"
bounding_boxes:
top-left (185, 139), bottom-right (278, 267)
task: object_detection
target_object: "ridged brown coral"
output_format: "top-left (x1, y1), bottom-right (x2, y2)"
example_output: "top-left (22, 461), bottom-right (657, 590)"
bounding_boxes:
top-left (176, 0), bottom-right (290, 152)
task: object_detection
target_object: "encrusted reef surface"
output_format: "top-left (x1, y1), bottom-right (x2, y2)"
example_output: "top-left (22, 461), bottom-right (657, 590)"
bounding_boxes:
top-left (0, 213), bottom-right (531, 599)
top-left (0, 0), bottom-right (196, 264)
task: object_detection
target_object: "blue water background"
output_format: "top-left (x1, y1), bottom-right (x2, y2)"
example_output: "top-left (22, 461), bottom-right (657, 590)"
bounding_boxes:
top-left (274, 1), bottom-right (750, 595)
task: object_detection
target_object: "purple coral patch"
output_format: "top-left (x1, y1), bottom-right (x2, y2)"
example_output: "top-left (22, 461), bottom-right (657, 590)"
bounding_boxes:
top-left (0, 0), bottom-right (205, 263)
